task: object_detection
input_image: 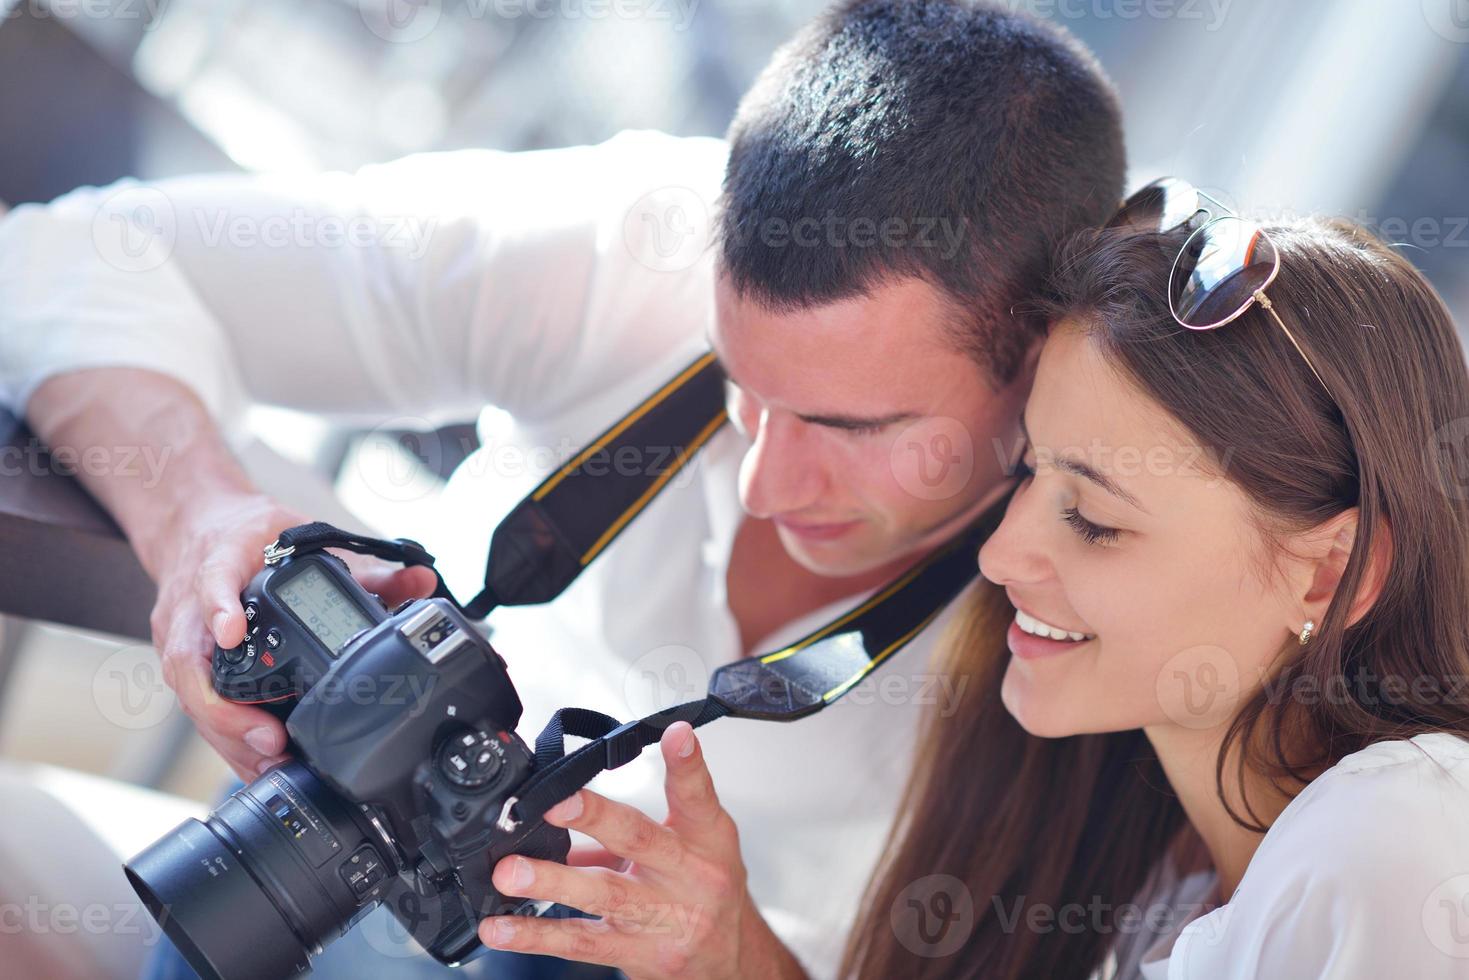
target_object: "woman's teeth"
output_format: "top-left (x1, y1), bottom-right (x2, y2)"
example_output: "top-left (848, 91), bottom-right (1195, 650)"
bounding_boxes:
top-left (1015, 608), bottom-right (1094, 642)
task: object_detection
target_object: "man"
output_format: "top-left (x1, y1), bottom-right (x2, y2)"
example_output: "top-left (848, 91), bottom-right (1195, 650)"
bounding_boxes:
top-left (0, 0), bottom-right (1123, 975)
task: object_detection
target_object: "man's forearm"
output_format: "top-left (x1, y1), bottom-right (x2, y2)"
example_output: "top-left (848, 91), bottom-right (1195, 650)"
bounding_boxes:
top-left (24, 367), bottom-right (258, 579)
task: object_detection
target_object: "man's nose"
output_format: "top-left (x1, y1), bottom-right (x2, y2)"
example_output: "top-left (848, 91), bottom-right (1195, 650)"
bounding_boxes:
top-left (738, 412), bottom-right (824, 519)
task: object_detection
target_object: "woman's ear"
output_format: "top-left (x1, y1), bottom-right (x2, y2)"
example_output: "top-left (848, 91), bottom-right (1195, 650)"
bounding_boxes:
top-left (1300, 509), bottom-right (1394, 630)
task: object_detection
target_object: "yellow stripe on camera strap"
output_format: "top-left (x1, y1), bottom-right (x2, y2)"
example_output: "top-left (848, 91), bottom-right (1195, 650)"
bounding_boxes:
top-left (462, 351), bottom-right (729, 617)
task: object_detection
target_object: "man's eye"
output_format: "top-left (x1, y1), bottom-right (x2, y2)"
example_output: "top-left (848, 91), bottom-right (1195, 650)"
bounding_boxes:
top-left (845, 423), bottom-right (886, 437)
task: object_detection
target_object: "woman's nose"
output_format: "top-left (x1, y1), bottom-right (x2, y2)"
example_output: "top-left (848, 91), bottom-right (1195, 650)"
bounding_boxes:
top-left (976, 484), bottom-right (1051, 587)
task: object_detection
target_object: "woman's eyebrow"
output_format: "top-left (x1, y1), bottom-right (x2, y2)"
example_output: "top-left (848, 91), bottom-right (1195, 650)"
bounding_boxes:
top-left (1020, 413), bottom-right (1150, 514)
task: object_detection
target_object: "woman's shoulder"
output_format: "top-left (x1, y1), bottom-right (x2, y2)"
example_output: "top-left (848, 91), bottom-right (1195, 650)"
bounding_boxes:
top-left (1249, 732), bottom-right (1469, 883)
top-left (1276, 731), bottom-right (1469, 834)
top-left (1165, 733), bottom-right (1469, 978)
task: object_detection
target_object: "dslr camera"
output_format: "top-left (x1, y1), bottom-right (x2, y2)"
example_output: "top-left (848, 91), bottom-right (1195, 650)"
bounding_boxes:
top-left (124, 544), bottom-right (570, 979)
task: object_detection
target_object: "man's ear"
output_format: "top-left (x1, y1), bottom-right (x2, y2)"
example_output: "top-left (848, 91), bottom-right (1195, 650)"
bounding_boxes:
top-left (1300, 508), bottom-right (1394, 630)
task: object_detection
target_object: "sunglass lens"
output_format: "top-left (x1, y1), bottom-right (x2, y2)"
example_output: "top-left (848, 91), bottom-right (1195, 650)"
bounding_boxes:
top-left (1107, 177), bottom-right (1202, 232)
top-left (1170, 218), bottom-right (1279, 329)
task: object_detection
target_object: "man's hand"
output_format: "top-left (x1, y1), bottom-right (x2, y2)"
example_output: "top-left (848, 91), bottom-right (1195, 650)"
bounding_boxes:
top-left (477, 722), bottom-right (807, 980)
top-left (149, 491), bottom-right (438, 779)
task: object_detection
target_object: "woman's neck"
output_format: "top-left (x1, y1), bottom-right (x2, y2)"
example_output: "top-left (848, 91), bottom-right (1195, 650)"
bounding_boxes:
top-left (1145, 723), bottom-right (1296, 903)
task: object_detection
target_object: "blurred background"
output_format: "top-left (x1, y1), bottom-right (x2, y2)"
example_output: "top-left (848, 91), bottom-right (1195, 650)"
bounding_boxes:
top-left (0, 0), bottom-right (1465, 824)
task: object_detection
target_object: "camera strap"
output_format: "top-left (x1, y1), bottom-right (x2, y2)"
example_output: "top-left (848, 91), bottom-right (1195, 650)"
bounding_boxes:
top-left (265, 350), bottom-right (1004, 830)
top-left (273, 351), bottom-right (730, 615)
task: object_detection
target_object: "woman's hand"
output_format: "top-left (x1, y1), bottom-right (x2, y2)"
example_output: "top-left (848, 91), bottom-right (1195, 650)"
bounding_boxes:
top-left (477, 722), bottom-right (807, 980)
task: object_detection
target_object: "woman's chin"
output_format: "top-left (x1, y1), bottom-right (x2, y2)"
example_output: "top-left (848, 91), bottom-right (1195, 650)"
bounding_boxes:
top-left (1000, 663), bottom-right (1085, 739)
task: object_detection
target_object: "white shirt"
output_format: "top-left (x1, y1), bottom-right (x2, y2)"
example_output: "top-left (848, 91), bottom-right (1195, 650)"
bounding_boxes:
top-left (0, 130), bottom-right (970, 975)
top-left (1105, 733), bottom-right (1469, 979)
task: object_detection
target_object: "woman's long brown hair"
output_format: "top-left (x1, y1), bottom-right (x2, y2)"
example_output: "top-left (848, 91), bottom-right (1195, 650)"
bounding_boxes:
top-left (841, 217), bottom-right (1469, 979)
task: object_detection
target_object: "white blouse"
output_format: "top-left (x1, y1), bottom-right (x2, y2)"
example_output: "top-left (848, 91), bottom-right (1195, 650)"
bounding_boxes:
top-left (1106, 732), bottom-right (1469, 979)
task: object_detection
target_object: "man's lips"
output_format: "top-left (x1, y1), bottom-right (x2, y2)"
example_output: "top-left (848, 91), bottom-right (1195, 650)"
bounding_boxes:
top-left (773, 517), bottom-right (863, 541)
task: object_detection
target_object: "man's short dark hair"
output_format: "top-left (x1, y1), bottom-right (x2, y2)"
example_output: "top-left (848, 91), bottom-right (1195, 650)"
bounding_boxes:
top-left (718, 0), bottom-right (1125, 383)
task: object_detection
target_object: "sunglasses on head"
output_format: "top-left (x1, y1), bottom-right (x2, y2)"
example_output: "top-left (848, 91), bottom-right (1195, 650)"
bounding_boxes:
top-left (1105, 177), bottom-right (1336, 402)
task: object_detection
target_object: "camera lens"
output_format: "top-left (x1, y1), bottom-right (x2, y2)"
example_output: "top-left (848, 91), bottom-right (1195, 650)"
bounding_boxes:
top-left (125, 762), bottom-right (392, 980)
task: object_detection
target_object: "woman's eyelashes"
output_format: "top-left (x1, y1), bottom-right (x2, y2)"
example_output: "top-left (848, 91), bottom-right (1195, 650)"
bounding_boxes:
top-left (1016, 454), bottom-right (1121, 547)
top-left (1062, 506), bottom-right (1120, 546)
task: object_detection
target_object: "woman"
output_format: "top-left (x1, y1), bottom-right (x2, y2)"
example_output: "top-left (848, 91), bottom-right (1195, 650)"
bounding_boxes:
top-left (843, 192), bottom-right (1469, 978)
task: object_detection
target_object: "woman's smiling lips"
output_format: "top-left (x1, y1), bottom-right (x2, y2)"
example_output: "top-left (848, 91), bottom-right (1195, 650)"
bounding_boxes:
top-left (1006, 596), bottom-right (1096, 660)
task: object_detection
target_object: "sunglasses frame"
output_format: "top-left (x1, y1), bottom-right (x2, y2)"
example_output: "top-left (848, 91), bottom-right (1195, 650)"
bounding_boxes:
top-left (1113, 179), bottom-right (1337, 402)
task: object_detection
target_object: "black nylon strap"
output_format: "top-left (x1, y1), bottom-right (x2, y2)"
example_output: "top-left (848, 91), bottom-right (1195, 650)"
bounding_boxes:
top-left (507, 700), bottom-right (730, 826)
top-left (706, 500), bottom-right (1005, 721)
top-left (269, 521), bottom-right (464, 606)
top-left (461, 351), bottom-right (728, 618)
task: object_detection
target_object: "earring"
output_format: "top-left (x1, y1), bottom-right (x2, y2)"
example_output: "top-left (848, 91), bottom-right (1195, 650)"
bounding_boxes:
top-left (1298, 619), bottom-right (1316, 646)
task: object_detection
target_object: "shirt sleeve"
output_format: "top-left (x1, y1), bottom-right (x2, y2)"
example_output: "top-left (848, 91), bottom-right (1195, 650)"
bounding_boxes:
top-left (0, 130), bottom-right (727, 432)
top-left (1166, 735), bottom-right (1469, 979)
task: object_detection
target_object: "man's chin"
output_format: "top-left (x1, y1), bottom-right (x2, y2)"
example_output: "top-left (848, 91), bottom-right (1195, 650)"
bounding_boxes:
top-left (774, 524), bottom-right (896, 579)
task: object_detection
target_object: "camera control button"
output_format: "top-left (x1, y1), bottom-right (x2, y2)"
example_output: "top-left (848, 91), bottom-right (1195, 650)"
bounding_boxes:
top-left (221, 645), bottom-right (246, 666)
top-left (438, 731), bottom-right (506, 789)
top-left (265, 629), bottom-right (282, 650)
top-left (340, 844), bottom-right (386, 898)
top-left (244, 602), bottom-right (258, 623)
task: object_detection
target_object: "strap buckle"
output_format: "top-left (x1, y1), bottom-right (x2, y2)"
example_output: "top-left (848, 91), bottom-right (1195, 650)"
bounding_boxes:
top-left (496, 797), bottom-right (522, 834)
top-left (603, 719), bottom-right (644, 770)
top-left (262, 540), bottom-right (296, 565)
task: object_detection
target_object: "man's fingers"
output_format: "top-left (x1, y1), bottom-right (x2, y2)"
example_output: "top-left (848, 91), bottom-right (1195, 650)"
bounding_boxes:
top-left (567, 844), bottom-right (629, 871)
top-left (197, 553), bottom-right (250, 648)
top-left (161, 618), bottom-right (288, 764)
top-left (478, 914), bottom-right (629, 969)
top-left (338, 555), bottom-right (439, 609)
top-left (373, 565), bottom-right (439, 609)
top-left (543, 791), bottom-right (684, 873)
top-left (493, 858), bottom-right (652, 925)
top-left (659, 723), bottom-right (726, 832)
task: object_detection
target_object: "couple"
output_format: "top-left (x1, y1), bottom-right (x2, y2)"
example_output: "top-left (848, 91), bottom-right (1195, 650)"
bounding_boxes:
top-left (471, 187), bottom-right (1469, 978)
top-left (0, 1), bottom-right (1466, 978)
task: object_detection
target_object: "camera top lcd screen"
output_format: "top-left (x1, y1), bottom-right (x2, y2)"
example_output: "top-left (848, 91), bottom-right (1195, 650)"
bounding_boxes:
top-left (275, 564), bottom-right (374, 656)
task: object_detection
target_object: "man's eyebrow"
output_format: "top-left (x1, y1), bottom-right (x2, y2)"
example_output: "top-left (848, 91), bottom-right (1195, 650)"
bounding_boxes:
top-left (717, 356), bottom-right (920, 431)
top-left (1020, 413), bottom-right (1149, 514)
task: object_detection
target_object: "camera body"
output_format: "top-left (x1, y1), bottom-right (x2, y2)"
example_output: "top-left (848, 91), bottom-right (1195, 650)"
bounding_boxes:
top-left (126, 550), bottom-right (570, 979)
top-left (211, 549), bottom-right (385, 719)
